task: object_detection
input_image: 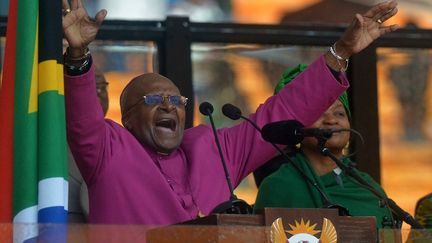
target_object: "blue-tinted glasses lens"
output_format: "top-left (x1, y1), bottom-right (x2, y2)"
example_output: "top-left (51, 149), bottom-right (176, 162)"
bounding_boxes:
top-left (168, 96), bottom-right (181, 105)
top-left (143, 95), bottom-right (186, 106)
top-left (144, 95), bottom-right (163, 105)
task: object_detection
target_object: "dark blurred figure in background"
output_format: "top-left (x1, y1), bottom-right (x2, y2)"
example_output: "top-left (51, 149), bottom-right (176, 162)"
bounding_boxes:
top-left (389, 22), bottom-right (430, 142)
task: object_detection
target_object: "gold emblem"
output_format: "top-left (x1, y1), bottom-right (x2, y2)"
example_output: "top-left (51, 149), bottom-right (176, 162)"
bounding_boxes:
top-left (271, 217), bottom-right (337, 243)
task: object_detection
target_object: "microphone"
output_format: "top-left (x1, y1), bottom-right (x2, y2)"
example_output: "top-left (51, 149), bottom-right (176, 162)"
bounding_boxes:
top-left (199, 101), bottom-right (214, 116)
top-left (222, 103), bottom-right (350, 216)
top-left (222, 103), bottom-right (241, 120)
top-left (222, 103), bottom-right (262, 132)
top-left (261, 120), bottom-right (333, 146)
top-left (199, 102), bottom-right (252, 214)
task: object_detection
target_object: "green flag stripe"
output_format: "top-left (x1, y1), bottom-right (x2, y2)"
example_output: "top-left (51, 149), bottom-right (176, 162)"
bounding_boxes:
top-left (12, 0), bottom-right (38, 218)
top-left (38, 91), bottom-right (67, 180)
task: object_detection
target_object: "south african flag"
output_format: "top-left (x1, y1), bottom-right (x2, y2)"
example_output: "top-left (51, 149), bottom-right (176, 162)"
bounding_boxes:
top-left (0, 0), bottom-right (68, 242)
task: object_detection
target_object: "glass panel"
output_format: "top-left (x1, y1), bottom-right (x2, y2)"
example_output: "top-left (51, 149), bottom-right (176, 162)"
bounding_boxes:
top-left (86, 40), bottom-right (158, 123)
top-left (191, 43), bottom-right (327, 204)
top-left (377, 47), bottom-right (432, 230)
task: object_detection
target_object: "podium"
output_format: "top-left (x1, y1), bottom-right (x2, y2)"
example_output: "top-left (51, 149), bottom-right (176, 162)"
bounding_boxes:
top-left (1, 221), bottom-right (430, 242)
top-left (147, 208), bottom-right (380, 243)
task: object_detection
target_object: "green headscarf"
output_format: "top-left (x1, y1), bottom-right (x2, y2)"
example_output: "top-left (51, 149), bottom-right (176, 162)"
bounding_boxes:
top-left (274, 64), bottom-right (351, 117)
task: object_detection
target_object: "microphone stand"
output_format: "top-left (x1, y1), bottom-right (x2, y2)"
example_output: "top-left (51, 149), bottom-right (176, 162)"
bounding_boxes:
top-left (207, 110), bottom-right (235, 201)
top-left (317, 137), bottom-right (424, 229)
top-left (200, 102), bottom-right (252, 214)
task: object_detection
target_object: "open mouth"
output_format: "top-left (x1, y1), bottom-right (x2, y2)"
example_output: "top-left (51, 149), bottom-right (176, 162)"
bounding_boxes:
top-left (155, 118), bottom-right (177, 132)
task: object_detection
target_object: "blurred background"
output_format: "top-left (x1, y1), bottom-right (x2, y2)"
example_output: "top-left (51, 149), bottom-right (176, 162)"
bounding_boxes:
top-left (1, 0), bottom-right (431, 231)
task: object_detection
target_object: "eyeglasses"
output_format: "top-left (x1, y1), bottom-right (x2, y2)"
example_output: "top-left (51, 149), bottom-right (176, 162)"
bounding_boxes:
top-left (143, 95), bottom-right (188, 106)
top-left (123, 94), bottom-right (188, 115)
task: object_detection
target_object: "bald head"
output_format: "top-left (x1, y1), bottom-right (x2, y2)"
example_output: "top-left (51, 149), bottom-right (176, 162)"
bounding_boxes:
top-left (119, 73), bottom-right (186, 154)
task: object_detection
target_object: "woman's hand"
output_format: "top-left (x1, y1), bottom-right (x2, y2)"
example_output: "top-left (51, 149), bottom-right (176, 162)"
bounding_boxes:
top-left (336, 0), bottom-right (399, 59)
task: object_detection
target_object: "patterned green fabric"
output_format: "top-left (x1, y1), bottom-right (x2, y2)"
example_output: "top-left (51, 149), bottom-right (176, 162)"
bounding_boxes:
top-left (415, 193), bottom-right (432, 228)
top-left (254, 152), bottom-right (394, 229)
top-left (274, 64), bottom-right (309, 94)
top-left (274, 64), bottom-right (351, 117)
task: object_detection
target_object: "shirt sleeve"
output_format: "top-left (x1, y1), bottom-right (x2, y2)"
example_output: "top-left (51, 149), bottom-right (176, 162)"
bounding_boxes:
top-left (217, 55), bottom-right (350, 187)
top-left (64, 63), bottom-right (108, 184)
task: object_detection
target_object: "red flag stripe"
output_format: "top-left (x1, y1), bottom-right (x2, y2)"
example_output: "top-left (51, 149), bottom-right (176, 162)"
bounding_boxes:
top-left (0, 0), bottom-right (17, 222)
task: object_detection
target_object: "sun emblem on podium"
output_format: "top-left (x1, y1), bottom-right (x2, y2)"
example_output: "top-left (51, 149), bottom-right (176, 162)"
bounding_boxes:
top-left (271, 217), bottom-right (337, 243)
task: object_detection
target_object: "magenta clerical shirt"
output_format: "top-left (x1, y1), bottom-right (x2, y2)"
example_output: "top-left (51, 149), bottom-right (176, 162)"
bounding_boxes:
top-left (65, 55), bottom-right (348, 225)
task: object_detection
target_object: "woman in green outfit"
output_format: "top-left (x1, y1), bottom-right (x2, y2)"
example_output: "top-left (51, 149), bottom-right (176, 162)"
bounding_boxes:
top-left (253, 64), bottom-right (395, 229)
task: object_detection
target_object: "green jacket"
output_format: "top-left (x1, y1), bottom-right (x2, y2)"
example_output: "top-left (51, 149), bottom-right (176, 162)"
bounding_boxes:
top-left (254, 152), bottom-right (394, 229)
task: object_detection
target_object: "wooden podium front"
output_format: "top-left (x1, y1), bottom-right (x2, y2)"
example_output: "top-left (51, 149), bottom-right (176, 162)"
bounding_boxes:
top-left (146, 208), bottom-right (380, 243)
top-left (262, 208), bottom-right (378, 242)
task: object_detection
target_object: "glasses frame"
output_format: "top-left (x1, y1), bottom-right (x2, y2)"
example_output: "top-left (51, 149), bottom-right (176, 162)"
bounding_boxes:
top-left (123, 94), bottom-right (188, 116)
top-left (143, 95), bottom-right (188, 106)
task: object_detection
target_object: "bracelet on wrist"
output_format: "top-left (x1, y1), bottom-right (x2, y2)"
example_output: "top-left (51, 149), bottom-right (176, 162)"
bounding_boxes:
top-left (64, 47), bottom-right (91, 62)
top-left (329, 43), bottom-right (349, 72)
top-left (64, 53), bottom-right (92, 76)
